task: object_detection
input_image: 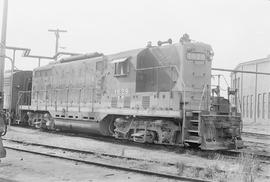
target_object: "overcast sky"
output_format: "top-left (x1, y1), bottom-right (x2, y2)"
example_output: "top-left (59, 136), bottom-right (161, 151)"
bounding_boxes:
top-left (1, 0), bottom-right (270, 72)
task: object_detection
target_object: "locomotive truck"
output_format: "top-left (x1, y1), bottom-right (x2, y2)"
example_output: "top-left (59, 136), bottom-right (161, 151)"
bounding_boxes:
top-left (5, 34), bottom-right (243, 150)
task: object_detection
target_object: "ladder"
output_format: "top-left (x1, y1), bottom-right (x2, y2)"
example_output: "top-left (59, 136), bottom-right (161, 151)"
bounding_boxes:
top-left (183, 111), bottom-right (201, 145)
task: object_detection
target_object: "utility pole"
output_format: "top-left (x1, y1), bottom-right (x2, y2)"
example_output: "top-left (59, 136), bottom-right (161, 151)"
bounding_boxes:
top-left (0, 0), bottom-right (8, 158)
top-left (48, 29), bottom-right (67, 60)
top-left (0, 0), bottom-right (8, 108)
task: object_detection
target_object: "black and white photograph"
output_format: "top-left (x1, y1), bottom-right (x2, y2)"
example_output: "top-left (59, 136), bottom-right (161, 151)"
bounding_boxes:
top-left (0, 0), bottom-right (269, 181)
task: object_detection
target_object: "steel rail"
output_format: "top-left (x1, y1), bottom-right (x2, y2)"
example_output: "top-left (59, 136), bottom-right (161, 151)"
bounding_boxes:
top-left (3, 138), bottom-right (174, 166)
top-left (4, 139), bottom-right (210, 182)
top-left (242, 132), bottom-right (270, 138)
top-left (8, 126), bottom-right (270, 163)
top-left (7, 126), bottom-right (270, 164)
top-left (218, 149), bottom-right (270, 162)
top-left (244, 140), bottom-right (270, 149)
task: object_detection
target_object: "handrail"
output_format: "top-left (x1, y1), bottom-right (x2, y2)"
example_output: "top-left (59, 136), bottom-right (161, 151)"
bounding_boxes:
top-left (238, 97), bottom-right (242, 113)
top-left (135, 65), bottom-right (176, 71)
top-left (181, 79), bottom-right (186, 145)
top-left (16, 91), bottom-right (24, 107)
top-left (16, 92), bottom-right (24, 122)
top-left (18, 91), bottom-right (31, 93)
top-left (17, 91), bottom-right (31, 107)
top-left (28, 87), bottom-right (96, 93)
top-left (199, 84), bottom-right (207, 111)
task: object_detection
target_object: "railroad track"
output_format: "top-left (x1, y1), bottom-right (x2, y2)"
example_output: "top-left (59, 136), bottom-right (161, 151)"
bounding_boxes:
top-left (3, 138), bottom-right (210, 182)
top-left (8, 126), bottom-right (270, 163)
top-left (50, 129), bottom-right (270, 162)
top-left (242, 132), bottom-right (270, 138)
top-left (57, 131), bottom-right (270, 162)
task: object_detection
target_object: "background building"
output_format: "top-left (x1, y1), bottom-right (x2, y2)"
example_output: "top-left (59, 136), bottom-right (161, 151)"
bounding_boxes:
top-left (231, 57), bottom-right (270, 123)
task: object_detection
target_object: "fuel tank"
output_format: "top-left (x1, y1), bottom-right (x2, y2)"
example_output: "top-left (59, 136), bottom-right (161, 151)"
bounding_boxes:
top-left (53, 118), bottom-right (101, 135)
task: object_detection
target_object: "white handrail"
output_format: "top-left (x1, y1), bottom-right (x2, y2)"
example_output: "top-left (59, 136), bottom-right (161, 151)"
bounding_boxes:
top-left (199, 84), bottom-right (207, 111)
top-left (181, 77), bottom-right (186, 145)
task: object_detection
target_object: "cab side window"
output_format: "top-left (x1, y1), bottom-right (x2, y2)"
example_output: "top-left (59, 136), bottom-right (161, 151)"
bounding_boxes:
top-left (112, 57), bottom-right (130, 76)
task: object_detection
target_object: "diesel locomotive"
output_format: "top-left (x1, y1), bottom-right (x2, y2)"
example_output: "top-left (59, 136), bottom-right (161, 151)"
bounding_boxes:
top-left (6, 34), bottom-right (243, 150)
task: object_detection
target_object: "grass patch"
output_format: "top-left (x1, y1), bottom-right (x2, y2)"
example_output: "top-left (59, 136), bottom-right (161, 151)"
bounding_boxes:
top-left (212, 153), bottom-right (262, 182)
top-left (176, 161), bottom-right (186, 175)
top-left (237, 153), bottom-right (261, 182)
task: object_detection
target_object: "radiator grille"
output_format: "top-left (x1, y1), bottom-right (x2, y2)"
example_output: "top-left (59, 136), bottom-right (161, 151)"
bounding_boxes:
top-left (123, 96), bottom-right (131, 108)
top-left (111, 97), bottom-right (117, 108)
top-left (142, 96), bottom-right (150, 109)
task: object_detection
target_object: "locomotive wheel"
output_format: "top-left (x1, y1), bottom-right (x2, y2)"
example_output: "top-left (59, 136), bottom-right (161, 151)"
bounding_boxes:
top-left (33, 118), bottom-right (42, 129)
top-left (99, 115), bottom-right (115, 136)
top-left (145, 130), bottom-right (157, 143)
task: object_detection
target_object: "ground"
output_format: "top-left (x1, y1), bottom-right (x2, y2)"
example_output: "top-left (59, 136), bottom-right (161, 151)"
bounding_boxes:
top-left (0, 126), bottom-right (269, 182)
top-left (0, 149), bottom-right (179, 182)
top-left (1, 127), bottom-right (242, 170)
top-left (243, 121), bottom-right (270, 135)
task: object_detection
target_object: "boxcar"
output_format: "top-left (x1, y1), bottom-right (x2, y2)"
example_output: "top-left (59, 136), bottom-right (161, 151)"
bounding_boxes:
top-left (4, 70), bottom-right (32, 122)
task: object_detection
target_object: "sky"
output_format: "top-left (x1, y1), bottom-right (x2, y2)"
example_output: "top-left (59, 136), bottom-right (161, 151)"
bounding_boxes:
top-left (1, 0), bottom-right (270, 78)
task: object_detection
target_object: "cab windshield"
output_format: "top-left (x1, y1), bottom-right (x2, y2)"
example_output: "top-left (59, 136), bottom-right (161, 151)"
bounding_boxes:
top-left (136, 48), bottom-right (179, 92)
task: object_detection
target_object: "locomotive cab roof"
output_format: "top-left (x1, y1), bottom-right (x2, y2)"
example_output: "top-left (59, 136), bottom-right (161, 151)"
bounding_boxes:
top-left (34, 40), bottom-right (213, 74)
